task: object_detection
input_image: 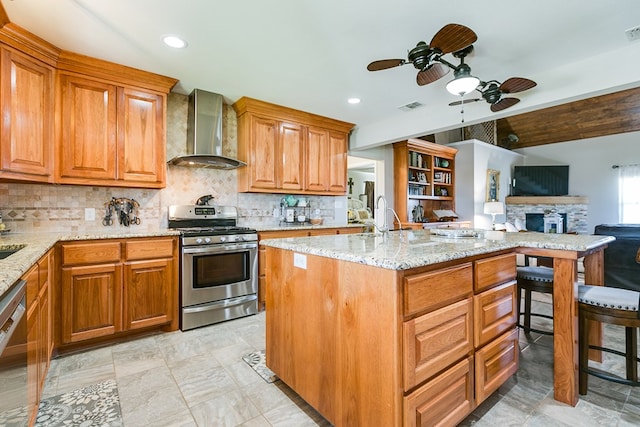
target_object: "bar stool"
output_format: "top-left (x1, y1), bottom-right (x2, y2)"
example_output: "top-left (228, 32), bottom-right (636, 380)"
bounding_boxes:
top-left (578, 284), bottom-right (640, 394)
top-left (517, 256), bottom-right (554, 335)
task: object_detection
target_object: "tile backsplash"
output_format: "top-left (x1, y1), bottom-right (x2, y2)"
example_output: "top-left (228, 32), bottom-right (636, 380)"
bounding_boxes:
top-left (0, 92), bottom-right (346, 233)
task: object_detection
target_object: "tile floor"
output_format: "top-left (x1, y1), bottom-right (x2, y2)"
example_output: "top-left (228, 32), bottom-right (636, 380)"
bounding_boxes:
top-left (41, 298), bottom-right (640, 426)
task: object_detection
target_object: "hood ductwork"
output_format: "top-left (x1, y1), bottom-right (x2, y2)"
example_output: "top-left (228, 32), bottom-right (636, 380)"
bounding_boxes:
top-left (168, 89), bottom-right (245, 169)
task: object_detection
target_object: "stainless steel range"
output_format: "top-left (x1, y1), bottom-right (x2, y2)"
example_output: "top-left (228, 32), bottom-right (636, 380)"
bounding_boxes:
top-left (168, 205), bottom-right (258, 331)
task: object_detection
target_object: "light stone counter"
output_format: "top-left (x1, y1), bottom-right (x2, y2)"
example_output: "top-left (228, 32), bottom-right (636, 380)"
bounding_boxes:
top-left (260, 229), bottom-right (616, 270)
top-left (0, 229), bottom-right (180, 298)
top-left (256, 223), bottom-right (365, 232)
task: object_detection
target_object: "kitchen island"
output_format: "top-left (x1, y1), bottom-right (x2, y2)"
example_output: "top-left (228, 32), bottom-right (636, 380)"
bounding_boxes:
top-left (261, 230), bottom-right (614, 426)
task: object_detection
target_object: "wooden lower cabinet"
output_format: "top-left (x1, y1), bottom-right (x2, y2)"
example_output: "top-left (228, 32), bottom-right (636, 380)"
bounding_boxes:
top-left (475, 328), bottom-right (519, 405)
top-left (58, 237), bottom-right (178, 347)
top-left (124, 258), bottom-right (174, 330)
top-left (404, 356), bottom-right (475, 427)
top-left (61, 263), bottom-right (122, 343)
top-left (25, 249), bottom-right (53, 426)
top-left (266, 247), bottom-right (519, 426)
top-left (403, 298), bottom-right (473, 389)
top-left (257, 226), bottom-right (364, 310)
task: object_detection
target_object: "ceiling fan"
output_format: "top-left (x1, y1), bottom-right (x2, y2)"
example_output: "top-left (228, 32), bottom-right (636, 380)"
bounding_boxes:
top-left (366, 23), bottom-right (478, 87)
top-left (448, 77), bottom-right (538, 112)
top-left (367, 23), bottom-right (537, 113)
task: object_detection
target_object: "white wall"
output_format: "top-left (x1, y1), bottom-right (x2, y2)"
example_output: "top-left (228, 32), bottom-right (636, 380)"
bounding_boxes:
top-left (449, 140), bottom-right (524, 229)
top-left (514, 130), bottom-right (640, 232)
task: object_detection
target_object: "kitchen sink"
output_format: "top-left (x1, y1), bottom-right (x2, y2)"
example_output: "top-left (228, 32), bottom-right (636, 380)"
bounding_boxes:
top-left (0, 246), bottom-right (25, 260)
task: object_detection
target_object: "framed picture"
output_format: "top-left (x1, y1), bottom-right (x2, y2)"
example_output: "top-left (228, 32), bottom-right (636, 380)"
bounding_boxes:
top-left (486, 169), bottom-right (500, 201)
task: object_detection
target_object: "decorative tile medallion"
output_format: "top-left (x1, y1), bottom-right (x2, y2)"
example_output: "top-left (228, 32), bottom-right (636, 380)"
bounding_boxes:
top-left (34, 379), bottom-right (122, 427)
top-left (242, 350), bottom-right (279, 383)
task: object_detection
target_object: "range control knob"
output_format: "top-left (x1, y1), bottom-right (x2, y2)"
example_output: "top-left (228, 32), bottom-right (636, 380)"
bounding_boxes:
top-left (204, 237), bottom-right (211, 244)
top-left (196, 238), bottom-right (203, 244)
top-left (220, 236), bottom-right (227, 242)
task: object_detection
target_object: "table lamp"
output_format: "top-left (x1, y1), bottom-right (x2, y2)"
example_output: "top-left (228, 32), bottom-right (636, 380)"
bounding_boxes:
top-left (484, 201), bottom-right (504, 230)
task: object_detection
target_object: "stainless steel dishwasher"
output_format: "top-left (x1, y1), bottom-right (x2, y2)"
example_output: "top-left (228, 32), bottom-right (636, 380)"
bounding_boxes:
top-left (0, 279), bottom-right (28, 426)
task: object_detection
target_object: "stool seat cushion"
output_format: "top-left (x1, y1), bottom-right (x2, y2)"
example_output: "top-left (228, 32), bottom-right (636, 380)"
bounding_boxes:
top-left (578, 284), bottom-right (640, 311)
top-left (517, 266), bottom-right (554, 282)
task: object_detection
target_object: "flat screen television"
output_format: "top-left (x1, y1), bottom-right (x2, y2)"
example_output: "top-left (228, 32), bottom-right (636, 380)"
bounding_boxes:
top-left (512, 165), bottom-right (569, 196)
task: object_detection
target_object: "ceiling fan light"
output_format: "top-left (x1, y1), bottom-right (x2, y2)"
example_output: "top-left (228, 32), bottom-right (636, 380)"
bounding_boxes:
top-left (446, 75), bottom-right (480, 96)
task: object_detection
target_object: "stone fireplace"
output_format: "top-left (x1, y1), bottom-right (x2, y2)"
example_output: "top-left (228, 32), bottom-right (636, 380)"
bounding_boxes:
top-left (505, 196), bottom-right (589, 234)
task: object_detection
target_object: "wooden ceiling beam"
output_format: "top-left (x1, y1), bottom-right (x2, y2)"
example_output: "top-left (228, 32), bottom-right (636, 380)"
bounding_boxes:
top-left (496, 86), bottom-right (640, 149)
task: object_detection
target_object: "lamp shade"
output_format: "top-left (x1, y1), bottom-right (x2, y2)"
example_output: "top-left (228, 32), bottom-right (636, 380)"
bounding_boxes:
top-left (446, 75), bottom-right (480, 96)
top-left (483, 201), bottom-right (505, 215)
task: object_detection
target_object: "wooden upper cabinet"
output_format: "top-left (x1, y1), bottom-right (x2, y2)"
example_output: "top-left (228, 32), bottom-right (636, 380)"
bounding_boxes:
top-left (305, 127), bottom-right (348, 193)
top-left (233, 96), bottom-right (354, 195)
top-left (58, 73), bottom-right (118, 181)
top-left (0, 45), bottom-right (54, 181)
top-left (328, 131), bottom-right (348, 193)
top-left (56, 72), bottom-right (169, 188)
top-left (0, 22), bottom-right (177, 187)
top-left (305, 126), bottom-right (329, 192)
top-left (279, 121), bottom-right (303, 190)
top-left (118, 87), bottom-right (165, 184)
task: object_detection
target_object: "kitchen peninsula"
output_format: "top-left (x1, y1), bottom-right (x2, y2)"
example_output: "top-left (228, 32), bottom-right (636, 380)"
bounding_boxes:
top-left (262, 230), bottom-right (614, 426)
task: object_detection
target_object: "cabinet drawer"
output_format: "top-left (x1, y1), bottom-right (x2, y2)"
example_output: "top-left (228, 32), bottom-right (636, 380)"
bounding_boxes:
top-left (474, 253), bottom-right (517, 292)
top-left (61, 241), bottom-right (121, 265)
top-left (125, 238), bottom-right (174, 260)
top-left (404, 263), bottom-right (473, 316)
top-left (474, 281), bottom-right (517, 348)
top-left (403, 298), bottom-right (473, 390)
top-left (403, 356), bottom-right (475, 427)
top-left (475, 328), bottom-right (519, 405)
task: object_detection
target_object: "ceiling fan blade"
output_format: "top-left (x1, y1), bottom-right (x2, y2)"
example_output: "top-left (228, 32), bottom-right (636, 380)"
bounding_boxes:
top-left (416, 63), bottom-right (448, 86)
top-left (430, 24), bottom-right (477, 55)
top-left (448, 98), bottom-right (481, 106)
top-left (367, 59), bottom-right (406, 71)
top-left (490, 97), bottom-right (520, 112)
top-left (499, 77), bottom-right (537, 94)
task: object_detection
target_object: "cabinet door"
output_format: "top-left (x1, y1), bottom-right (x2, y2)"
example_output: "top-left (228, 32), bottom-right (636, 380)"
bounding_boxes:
top-left (0, 46), bottom-right (53, 180)
top-left (403, 298), bottom-right (473, 389)
top-left (123, 259), bottom-right (173, 330)
top-left (24, 266), bottom-right (39, 426)
top-left (328, 131), bottom-right (348, 193)
top-left (403, 356), bottom-right (474, 427)
top-left (60, 263), bottom-right (122, 343)
top-left (249, 115), bottom-right (279, 189)
top-left (58, 73), bottom-right (117, 181)
top-left (475, 328), bottom-right (519, 405)
top-left (279, 121), bottom-right (303, 190)
top-left (305, 128), bottom-right (348, 193)
top-left (118, 87), bottom-right (165, 184)
top-left (305, 126), bottom-right (329, 192)
top-left (474, 281), bottom-right (517, 348)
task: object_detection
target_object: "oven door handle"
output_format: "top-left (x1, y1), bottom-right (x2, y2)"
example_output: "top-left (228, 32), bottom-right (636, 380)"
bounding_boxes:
top-left (182, 242), bottom-right (257, 255)
top-left (182, 294), bottom-right (258, 314)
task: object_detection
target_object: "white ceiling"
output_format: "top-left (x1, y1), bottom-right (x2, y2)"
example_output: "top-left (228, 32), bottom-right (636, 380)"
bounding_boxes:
top-left (4, 0), bottom-right (640, 150)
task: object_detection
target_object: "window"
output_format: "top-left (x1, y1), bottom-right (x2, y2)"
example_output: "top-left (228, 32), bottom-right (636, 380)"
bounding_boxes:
top-left (618, 164), bottom-right (640, 223)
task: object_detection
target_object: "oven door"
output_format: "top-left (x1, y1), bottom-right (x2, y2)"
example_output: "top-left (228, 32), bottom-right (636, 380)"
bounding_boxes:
top-left (181, 241), bottom-right (258, 308)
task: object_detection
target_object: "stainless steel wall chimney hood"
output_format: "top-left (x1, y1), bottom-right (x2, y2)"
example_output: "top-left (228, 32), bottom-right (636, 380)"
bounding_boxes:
top-left (168, 89), bottom-right (245, 169)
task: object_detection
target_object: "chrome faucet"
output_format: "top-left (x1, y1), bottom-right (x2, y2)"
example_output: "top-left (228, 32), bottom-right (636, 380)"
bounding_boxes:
top-left (375, 195), bottom-right (404, 239)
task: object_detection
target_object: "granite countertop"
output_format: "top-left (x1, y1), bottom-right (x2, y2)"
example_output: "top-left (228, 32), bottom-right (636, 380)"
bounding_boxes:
top-left (260, 229), bottom-right (616, 270)
top-left (256, 223), bottom-right (366, 232)
top-left (0, 229), bottom-right (180, 299)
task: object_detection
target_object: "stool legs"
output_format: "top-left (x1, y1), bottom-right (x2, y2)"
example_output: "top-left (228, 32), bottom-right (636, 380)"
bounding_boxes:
top-left (626, 327), bottom-right (638, 382)
top-left (579, 312), bottom-right (589, 395)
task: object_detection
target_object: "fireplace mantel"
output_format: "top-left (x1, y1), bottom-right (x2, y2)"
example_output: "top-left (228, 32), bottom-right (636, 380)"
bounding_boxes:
top-left (505, 196), bottom-right (589, 205)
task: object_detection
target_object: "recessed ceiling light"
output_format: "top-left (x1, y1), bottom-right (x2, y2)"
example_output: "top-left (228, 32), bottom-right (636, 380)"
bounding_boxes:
top-left (347, 98), bottom-right (361, 104)
top-left (163, 35), bottom-right (187, 49)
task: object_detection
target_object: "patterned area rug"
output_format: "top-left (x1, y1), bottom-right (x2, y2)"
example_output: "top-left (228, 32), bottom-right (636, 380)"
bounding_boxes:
top-left (242, 350), bottom-right (279, 383)
top-left (35, 379), bottom-right (123, 427)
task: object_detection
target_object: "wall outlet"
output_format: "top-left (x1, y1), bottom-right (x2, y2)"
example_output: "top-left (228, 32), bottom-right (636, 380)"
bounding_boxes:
top-left (85, 207), bottom-right (96, 221)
